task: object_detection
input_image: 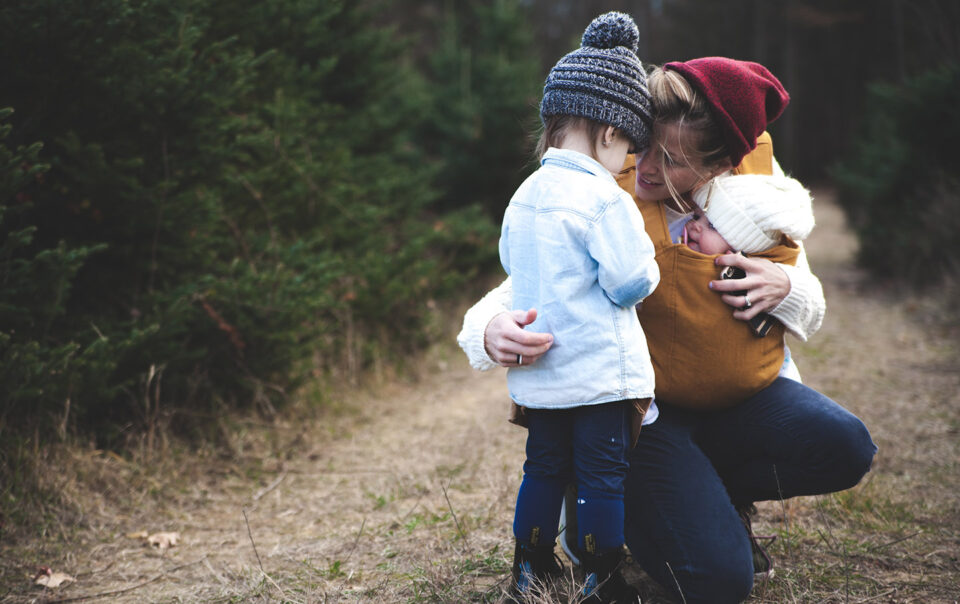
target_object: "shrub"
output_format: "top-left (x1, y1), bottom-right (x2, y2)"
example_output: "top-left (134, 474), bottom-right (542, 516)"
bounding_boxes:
top-left (0, 109), bottom-right (107, 436)
top-left (831, 63), bottom-right (960, 287)
top-left (415, 0), bottom-right (542, 217)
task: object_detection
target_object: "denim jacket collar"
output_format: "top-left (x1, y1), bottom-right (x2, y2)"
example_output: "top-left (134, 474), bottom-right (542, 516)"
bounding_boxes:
top-left (541, 147), bottom-right (618, 187)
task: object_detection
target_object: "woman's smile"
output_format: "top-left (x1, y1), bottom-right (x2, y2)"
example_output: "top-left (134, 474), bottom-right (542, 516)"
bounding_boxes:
top-left (636, 172), bottom-right (662, 191)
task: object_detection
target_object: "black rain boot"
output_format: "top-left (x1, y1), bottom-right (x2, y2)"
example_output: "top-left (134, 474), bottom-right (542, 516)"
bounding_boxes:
top-left (508, 538), bottom-right (565, 603)
top-left (580, 546), bottom-right (641, 604)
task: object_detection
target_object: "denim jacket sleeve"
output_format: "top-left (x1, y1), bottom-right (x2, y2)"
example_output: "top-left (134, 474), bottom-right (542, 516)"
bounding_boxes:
top-left (587, 191), bottom-right (660, 308)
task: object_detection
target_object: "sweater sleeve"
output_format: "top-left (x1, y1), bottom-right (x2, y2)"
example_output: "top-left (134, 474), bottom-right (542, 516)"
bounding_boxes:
top-left (766, 160), bottom-right (826, 340)
top-left (456, 276), bottom-right (513, 371)
top-left (770, 243), bottom-right (825, 341)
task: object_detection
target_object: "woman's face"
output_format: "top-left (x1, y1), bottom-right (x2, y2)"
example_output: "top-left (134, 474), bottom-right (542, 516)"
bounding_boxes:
top-left (634, 122), bottom-right (718, 203)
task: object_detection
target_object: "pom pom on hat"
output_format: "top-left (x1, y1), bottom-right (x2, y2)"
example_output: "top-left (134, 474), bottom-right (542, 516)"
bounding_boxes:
top-left (581, 11), bottom-right (639, 52)
top-left (693, 173), bottom-right (814, 254)
top-left (664, 57), bottom-right (789, 166)
top-left (541, 12), bottom-right (653, 152)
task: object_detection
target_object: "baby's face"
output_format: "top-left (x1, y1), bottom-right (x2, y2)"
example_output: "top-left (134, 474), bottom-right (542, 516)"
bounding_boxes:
top-left (684, 212), bottom-right (733, 255)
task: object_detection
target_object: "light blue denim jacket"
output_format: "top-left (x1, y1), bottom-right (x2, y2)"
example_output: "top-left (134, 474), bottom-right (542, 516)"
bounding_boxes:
top-left (499, 148), bottom-right (660, 408)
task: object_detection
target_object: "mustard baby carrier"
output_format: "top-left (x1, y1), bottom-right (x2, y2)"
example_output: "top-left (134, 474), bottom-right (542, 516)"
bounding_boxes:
top-left (615, 133), bottom-right (799, 409)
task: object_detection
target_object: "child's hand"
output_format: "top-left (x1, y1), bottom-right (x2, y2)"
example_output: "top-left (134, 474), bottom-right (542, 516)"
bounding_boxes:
top-left (710, 253), bottom-right (790, 320)
top-left (484, 309), bottom-right (553, 367)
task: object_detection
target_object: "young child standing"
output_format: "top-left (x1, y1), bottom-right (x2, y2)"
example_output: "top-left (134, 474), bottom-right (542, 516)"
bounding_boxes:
top-left (498, 12), bottom-right (657, 603)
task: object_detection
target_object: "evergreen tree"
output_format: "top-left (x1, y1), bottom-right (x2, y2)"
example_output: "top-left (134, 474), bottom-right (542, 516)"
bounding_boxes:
top-left (415, 0), bottom-right (542, 217)
top-left (0, 109), bottom-right (103, 435)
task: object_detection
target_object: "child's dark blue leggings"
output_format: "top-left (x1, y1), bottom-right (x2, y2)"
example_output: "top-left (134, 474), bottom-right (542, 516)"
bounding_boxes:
top-left (513, 400), bottom-right (631, 553)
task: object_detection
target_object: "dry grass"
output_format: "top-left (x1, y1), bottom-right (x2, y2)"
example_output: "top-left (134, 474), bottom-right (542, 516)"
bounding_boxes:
top-left (1, 192), bottom-right (959, 603)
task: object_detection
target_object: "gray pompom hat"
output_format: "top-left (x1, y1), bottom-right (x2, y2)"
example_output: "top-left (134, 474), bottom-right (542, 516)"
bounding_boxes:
top-left (540, 12), bottom-right (653, 152)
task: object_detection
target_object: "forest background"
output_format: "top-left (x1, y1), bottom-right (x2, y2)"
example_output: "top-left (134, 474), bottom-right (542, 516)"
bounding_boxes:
top-left (1, 0), bottom-right (958, 544)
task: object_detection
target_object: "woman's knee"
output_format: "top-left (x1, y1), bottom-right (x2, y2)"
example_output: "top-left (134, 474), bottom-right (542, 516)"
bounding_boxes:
top-left (823, 411), bottom-right (878, 490)
top-left (843, 424), bottom-right (878, 489)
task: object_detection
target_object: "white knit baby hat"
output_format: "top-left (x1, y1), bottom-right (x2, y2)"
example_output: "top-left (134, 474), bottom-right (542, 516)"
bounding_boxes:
top-left (692, 173), bottom-right (815, 253)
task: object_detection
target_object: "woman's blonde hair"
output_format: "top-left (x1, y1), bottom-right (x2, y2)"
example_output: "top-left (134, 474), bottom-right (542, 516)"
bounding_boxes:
top-left (535, 115), bottom-right (608, 162)
top-left (648, 67), bottom-right (731, 206)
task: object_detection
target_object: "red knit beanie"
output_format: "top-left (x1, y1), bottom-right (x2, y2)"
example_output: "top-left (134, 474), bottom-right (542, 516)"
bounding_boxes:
top-left (664, 57), bottom-right (789, 166)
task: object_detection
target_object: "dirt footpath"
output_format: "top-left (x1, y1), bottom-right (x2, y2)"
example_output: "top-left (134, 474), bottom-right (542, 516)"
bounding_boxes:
top-left (4, 193), bottom-right (959, 603)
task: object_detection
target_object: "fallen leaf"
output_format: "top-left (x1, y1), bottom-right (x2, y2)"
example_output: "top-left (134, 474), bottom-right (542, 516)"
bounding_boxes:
top-left (33, 566), bottom-right (75, 588)
top-left (147, 531), bottom-right (181, 550)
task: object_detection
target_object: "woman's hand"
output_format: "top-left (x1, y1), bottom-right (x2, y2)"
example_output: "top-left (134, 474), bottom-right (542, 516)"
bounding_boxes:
top-left (484, 309), bottom-right (554, 367)
top-left (710, 253), bottom-right (791, 321)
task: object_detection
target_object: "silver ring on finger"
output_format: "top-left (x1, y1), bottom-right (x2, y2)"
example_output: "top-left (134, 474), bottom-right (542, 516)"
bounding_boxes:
top-left (743, 293), bottom-right (752, 309)
top-left (517, 353), bottom-right (523, 366)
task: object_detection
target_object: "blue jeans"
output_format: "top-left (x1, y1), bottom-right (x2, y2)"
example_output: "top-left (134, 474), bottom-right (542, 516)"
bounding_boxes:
top-left (623, 378), bottom-right (877, 603)
top-left (515, 401), bottom-right (631, 553)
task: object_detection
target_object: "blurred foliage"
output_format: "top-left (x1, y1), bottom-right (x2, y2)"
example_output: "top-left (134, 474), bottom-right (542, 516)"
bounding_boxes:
top-left (0, 110), bottom-right (107, 434)
top-left (414, 0), bottom-right (542, 217)
top-left (0, 0), bottom-right (530, 447)
top-left (831, 63), bottom-right (960, 287)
